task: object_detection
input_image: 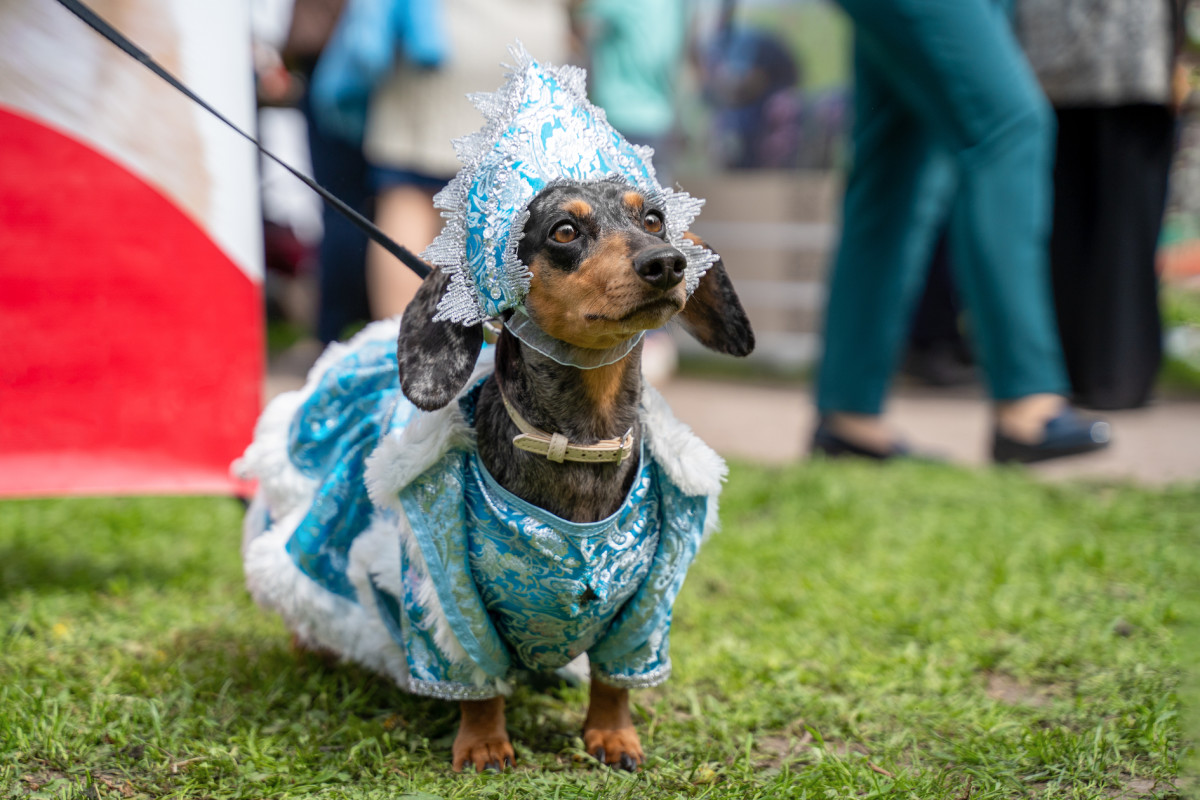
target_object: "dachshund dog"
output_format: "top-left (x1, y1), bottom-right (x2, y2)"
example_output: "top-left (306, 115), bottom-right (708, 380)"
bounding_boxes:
top-left (239, 176), bottom-right (753, 775)
top-left (397, 178), bottom-right (754, 771)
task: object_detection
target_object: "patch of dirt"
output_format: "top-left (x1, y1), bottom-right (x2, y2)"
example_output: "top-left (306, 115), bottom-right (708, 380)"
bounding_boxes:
top-left (1104, 776), bottom-right (1180, 798)
top-left (20, 770), bottom-right (136, 798)
top-left (752, 726), bottom-right (869, 769)
top-left (20, 770), bottom-right (69, 792)
top-left (984, 672), bottom-right (1060, 708)
top-left (1029, 776), bottom-right (1180, 799)
top-left (753, 733), bottom-right (807, 767)
top-left (91, 772), bottom-right (137, 797)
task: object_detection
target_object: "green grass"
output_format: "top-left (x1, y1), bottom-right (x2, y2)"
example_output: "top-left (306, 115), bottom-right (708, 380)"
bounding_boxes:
top-left (1163, 287), bottom-right (1200, 395)
top-left (2, 463), bottom-right (1197, 798)
top-left (1163, 287), bottom-right (1200, 331)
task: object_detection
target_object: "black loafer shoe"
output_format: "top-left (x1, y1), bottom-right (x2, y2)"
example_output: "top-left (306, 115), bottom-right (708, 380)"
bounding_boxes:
top-left (992, 408), bottom-right (1111, 464)
top-left (810, 420), bottom-right (915, 461)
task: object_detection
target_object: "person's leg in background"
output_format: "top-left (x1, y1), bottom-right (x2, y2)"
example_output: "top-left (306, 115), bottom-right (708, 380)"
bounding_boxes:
top-left (367, 173), bottom-right (446, 320)
top-left (814, 33), bottom-right (956, 455)
top-left (902, 228), bottom-right (976, 387)
top-left (930, 1), bottom-right (1072, 446)
top-left (1050, 104), bottom-right (1171, 410)
top-left (814, 0), bottom-right (1106, 461)
top-left (304, 91), bottom-right (373, 344)
top-left (1045, 107), bottom-right (1093, 406)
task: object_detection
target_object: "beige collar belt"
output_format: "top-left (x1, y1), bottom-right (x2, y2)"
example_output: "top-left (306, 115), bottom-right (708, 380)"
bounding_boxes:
top-left (497, 383), bottom-right (634, 464)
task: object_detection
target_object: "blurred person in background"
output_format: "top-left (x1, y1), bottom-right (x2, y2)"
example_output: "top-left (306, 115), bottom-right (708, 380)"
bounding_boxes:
top-left (1018, 0), bottom-right (1187, 410)
top-left (279, 0), bottom-right (375, 345)
top-left (572, 0), bottom-right (687, 186)
top-left (314, 0), bottom-right (571, 321)
top-left (810, 0), bottom-right (1110, 464)
top-left (571, 0), bottom-right (688, 383)
top-left (901, 231), bottom-right (977, 388)
top-left (698, 5), bottom-right (802, 170)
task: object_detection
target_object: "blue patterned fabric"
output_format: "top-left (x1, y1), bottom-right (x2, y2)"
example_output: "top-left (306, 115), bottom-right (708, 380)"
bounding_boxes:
top-left (391, 439), bottom-right (707, 697)
top-left (286, 338), bottom-right (415, 599)
top-left (281, 338), bottom-right (708, 698)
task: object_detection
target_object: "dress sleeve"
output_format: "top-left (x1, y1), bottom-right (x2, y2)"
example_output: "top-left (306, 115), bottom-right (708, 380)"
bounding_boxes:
top-left (589, 462), bottom-right (710, 688)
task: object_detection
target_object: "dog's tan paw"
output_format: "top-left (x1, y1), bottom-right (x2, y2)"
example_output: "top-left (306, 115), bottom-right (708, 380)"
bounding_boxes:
top-left (584, 726), bottom-right (644, 771)
top-left (452, 733), bottom-right (515, 773)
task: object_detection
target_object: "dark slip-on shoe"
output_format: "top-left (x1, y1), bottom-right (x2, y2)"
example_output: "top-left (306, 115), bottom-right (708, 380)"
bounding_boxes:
top-left (811, 420), bottom-right (920, 461)
top-left (992, 408), bottom-right (1111, 464)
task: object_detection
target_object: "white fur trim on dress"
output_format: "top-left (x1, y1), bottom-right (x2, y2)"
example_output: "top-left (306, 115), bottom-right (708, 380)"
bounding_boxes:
top-left (232, 388), bottom-right (313, 519)
top-left (361, 348), bottom-right (494, 673)
top-left (242, 509), bottom-right (412, 688)
top-left (639, 382), bottom-right (728, 499)
top-left (363, 345), bottom-right (494, 512)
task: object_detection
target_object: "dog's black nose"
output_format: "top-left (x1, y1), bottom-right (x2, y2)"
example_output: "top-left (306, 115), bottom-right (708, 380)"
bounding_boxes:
top-left (633, 246), bottom-right (686, 290)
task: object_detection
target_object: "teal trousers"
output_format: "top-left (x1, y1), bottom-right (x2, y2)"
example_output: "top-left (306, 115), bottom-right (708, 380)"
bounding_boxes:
top-left (816, 0), bottom-right (1069, 414)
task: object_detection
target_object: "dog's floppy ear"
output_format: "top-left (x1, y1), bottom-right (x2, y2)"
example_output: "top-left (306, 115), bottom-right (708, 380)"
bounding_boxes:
top-left (676, 234), bottom-right (755, 357)
top-left (398, 267), bottom-right (484, 410)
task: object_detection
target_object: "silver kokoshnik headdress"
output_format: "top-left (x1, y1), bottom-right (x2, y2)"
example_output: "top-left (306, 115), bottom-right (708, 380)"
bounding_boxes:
top-left (423, 44), bottom-right (718, 327)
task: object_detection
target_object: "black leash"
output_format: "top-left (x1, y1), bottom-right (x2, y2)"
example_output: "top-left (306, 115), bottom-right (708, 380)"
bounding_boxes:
top-left (53, 0), bottom-right (431, 279)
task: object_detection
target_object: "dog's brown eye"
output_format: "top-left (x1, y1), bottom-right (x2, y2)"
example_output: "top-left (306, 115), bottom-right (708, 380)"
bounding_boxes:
top-left (551, 223), bottom-right (578, 244)
top-left (643, 211), bottom-right (664, 234)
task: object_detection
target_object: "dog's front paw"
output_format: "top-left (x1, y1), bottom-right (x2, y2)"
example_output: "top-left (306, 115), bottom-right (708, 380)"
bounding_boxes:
top-left (584, 726), bottom-right (644, 771)
top-left (452, 731), bottom-right (515, 773)
top-left (453, 697), bottom-right (514, 772)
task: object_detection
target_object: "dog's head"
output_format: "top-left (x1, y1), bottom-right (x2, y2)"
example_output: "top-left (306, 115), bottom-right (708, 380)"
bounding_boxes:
top-left (398, 181), bottom-right (755, 411)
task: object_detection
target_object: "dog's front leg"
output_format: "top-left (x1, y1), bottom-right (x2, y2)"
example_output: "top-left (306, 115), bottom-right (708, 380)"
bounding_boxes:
top-left (583, 678), bottom-right (644, 771)
top-left (452, 697), bottom-right (514, 772)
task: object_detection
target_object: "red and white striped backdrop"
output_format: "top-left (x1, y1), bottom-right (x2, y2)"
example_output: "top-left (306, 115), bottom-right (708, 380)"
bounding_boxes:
top-left (0, 0), bottom-right (264, 497)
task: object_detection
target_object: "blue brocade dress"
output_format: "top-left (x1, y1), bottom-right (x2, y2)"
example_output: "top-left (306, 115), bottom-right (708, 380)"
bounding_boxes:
top-left (238, 319), bottom-right (724, 700)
